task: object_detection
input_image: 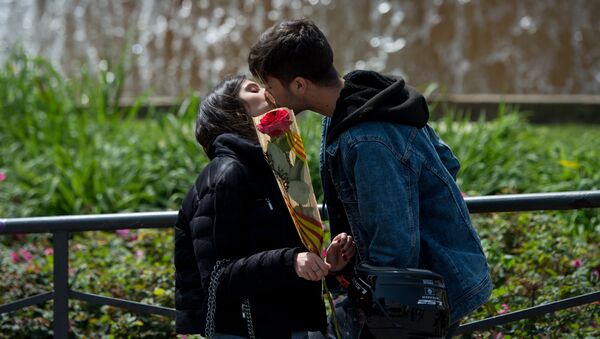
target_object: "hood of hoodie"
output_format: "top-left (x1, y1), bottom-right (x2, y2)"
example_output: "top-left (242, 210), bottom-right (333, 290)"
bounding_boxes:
top-left (325, 70), bottom-right (430, 144)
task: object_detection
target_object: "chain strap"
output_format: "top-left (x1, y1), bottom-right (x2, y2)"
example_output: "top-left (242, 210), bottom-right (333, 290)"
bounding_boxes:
top-left (205, 259), bottom-right (229, 339)
top-left (205, 259), bottom-right (256, 339)
top-left (241, 298), bottom-right (256, 339)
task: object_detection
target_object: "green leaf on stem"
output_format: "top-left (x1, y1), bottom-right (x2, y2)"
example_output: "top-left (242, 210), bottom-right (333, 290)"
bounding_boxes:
top-left (267, 142), bottom-right (290, 175)
top-left (288, 180), bottom-right (310, 204)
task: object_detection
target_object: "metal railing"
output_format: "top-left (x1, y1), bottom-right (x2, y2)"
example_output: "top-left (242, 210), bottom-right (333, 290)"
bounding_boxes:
top-left (1, 190), bottom-right (599, 338)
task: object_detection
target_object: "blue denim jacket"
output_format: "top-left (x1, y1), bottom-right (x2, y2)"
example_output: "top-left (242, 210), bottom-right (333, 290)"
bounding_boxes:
top-left (320, 117), bottom-right (492, 322)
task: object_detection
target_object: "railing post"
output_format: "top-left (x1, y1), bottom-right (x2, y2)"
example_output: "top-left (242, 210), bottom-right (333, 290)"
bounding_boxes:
top-left (53, 231), bottom-right (69, 338)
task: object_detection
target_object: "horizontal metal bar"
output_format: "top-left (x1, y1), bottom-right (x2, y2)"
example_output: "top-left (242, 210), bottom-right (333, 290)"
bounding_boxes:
top-left (0, 292), bottom-right (53, 314)
top-left (0, 211), bottom-right (177, 234)
top-left (69, 290), bottom-right (176, 318)
top-left (453, 291), bottom-right (600, 335)
top-left (1, 191), bottom-right (599, 234)
top-left (465, 190), bottom-right (600, 213)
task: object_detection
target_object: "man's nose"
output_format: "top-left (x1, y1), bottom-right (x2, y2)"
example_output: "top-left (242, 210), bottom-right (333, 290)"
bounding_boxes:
top-left (264, 90), bottom-right (277, 107)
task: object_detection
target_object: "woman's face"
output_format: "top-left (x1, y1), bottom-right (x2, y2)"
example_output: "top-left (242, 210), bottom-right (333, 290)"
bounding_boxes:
top-left (239, 79), bottom-right (276, 117)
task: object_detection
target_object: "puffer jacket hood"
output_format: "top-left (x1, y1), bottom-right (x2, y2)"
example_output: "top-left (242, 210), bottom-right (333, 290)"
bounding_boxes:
top-left (326, 70), bottom-right (430, 144)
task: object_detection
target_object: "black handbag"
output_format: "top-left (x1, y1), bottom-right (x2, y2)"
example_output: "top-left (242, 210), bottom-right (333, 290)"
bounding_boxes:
top-left (348, 263), bottom-right (450, 338)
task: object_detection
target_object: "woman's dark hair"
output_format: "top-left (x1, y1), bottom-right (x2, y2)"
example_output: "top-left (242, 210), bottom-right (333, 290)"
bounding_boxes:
top-left (195, 74), bottom-right (258, 157)
top-left (248, 18), bottom-right (338, 86)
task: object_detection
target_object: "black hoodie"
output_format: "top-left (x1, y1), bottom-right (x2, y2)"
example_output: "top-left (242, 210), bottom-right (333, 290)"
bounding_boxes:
top-left (326, 70), bottom-right (430, 145)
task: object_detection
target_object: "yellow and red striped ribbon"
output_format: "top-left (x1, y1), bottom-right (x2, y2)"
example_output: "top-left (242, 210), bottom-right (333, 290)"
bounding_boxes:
top-left (283, 194), bottom-right (324, 253)
top-left (285, 131), bottom-right (307, 161)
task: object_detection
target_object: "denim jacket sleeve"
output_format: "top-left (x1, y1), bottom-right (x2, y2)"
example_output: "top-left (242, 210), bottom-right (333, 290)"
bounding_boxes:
top-left (343, 139), bottom-right (420, 268)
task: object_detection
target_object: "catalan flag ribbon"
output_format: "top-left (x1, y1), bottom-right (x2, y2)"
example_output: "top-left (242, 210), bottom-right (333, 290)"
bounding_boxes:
top-left (285, 131), bottom-right (307, 161)
top-left (253, 108), bottom-right (324, 254)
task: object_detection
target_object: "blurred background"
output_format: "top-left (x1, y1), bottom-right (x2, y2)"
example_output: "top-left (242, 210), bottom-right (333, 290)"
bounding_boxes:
top-left (2, 0), bottom-right (599, 98)
top-left (1, 1), bottom-right (598, 337)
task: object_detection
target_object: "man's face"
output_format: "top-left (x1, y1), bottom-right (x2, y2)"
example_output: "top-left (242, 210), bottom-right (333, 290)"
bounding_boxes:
top-left (264, 76), bottom-right (304, 113)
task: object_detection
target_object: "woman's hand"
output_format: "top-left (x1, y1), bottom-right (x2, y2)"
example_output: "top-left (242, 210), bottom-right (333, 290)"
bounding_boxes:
top-left (325, 232), bottom-right (356, 273)
top-left (294, 252), bottom-right (330, 281)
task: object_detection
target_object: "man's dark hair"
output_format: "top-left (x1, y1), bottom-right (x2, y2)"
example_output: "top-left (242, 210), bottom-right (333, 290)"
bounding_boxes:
top-left (195, 74), bottom-right (258, 157)
top-left (248, 19), bottom-right (338, 86)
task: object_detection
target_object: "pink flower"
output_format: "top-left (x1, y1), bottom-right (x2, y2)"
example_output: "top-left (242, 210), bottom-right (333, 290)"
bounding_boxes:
top-left (11, 251), bottom-right (20, 263)
top-left (497, 303), bottom-right (510, 315)
top-left (18, 248), bottom-right (33, 262)
top-left (592, 269), bottom-right (599, 279)
top-left (494, 332), bottom-right (504, 339)
top-left (69, 268), bottom-right (75, 277)
top-left (0, 172), bottom-right (6, 181)
top-left (461, 191), bottom-right (467, 197)
top-left (116, 229), bottom-right (138, 241)
top-left (135, 250), bottom-right (144, 260)
top-left (572, 258), bottom-right (582, 269)
top-left (116, 229), bottom-right (130, 238)
top-left (44, 248), bottom-right (54, 256)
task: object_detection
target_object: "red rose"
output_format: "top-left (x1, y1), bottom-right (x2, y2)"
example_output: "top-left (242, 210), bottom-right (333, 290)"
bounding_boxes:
top-left (257, 108), bottom-right (292, 137)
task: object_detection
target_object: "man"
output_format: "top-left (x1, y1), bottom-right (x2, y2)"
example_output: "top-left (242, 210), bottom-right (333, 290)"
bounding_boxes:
top-left (248, 19), bottom-right (491, 330)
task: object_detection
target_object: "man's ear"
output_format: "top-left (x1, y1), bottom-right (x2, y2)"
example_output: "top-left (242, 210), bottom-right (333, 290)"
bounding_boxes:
top-left (289, 77), bottom-right (308, 96)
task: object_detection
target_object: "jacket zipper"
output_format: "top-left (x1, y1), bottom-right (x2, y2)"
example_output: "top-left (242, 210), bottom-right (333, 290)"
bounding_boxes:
top-left (266, 198), bottom-right (273, 210)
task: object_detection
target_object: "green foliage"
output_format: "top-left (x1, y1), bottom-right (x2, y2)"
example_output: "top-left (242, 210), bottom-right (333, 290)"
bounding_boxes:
top-left (463, 212), bottom-right (599, 337)
top-left (0, 231), bottom-right (176, 338)
top-left (0, 52), bottom-right (598, 337)
top-left (67, 229), bottom-right (175, 337)
top-left (432, 106), bottom-right (600, 196)
top-left (0, 50), bottom-right (203, 217)
top-left (297, 112), bottom-right (325, 201)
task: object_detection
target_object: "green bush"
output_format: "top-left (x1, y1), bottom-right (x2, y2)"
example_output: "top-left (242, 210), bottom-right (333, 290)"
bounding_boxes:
top-left (0, 52), bottom-right (598, 337)
top-left (434, 106), bottom-right (600, 196)
top-left (0, 50), bottom-right (202, 217)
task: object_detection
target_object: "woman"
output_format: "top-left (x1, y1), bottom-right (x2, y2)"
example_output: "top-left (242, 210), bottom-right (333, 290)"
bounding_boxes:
top-left (175, 74), bottom-right (355, 339)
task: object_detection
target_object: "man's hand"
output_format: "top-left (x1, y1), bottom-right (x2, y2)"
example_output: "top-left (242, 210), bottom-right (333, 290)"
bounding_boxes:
top-left (325, 232), bottom-right (356, 273)
top-left (294, 251), bottom-right (330, 281)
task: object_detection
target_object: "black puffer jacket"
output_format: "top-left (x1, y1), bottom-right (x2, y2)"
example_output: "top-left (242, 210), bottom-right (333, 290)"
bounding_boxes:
top-left (175, 133), bottom-right (327, 338)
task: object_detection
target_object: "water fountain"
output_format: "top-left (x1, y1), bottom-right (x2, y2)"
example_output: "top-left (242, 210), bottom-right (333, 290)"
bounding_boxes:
top-left (1, 0), bottom-right (599, 101)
